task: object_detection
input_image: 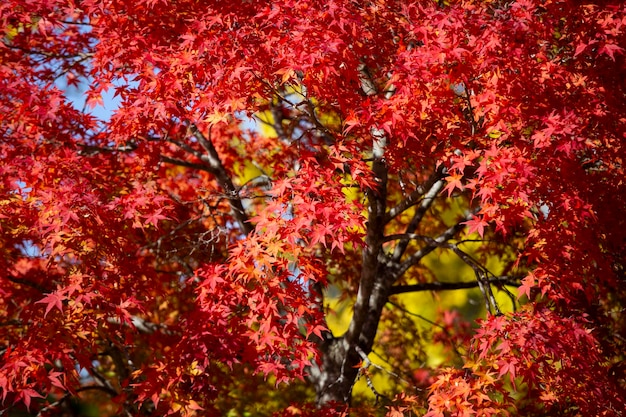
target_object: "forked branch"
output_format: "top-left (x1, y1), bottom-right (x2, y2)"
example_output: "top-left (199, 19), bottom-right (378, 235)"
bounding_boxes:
top-left (392, 220), bottom-right (467, 278)
top-left (389, 177), bottom-right (446, 262)
top-left (163, 124), bottom-right (254, 235)
top-left (385, 167), bottom-right (446, 223)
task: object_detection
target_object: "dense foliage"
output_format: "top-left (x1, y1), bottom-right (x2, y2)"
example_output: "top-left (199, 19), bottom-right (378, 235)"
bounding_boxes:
top-left (1, 0), bottom-right (625, 415)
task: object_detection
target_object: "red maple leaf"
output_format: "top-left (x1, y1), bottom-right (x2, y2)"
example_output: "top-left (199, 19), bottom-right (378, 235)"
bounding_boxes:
top-left (35, 291), bottom-right (67, 318)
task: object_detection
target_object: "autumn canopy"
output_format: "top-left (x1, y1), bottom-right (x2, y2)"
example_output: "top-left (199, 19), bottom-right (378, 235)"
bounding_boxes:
top-left (1, 0), bottom-right (625, 415)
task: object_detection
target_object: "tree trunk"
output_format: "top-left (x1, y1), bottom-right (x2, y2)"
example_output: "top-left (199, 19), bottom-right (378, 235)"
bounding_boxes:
top-left (309, 263), bottom-right (392, 407)
top-left (310, 337), bottom-right (360, 406)
top-left (310, 158), bottom-right (391, 406)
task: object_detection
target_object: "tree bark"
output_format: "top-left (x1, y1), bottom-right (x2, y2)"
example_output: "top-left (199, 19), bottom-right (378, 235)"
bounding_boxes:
top-left (310, 128), bottom-right (392, 406)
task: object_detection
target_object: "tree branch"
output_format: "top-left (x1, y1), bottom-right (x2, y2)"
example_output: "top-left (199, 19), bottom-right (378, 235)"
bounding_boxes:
top-left (388, 276), bottom-right (521, 296)
top-left (88, 365), bottom-right (120, 398)
top-left (77, 143), bottom-right (137, 155)
top-left (393, 220), bottom-right (466, 279)
top-left (160, 155), bottom-right (213, 173)
top-left (444, 243), bottom-right (503, 315)
top-left (1, 41), bottom-right (93, 60)
top-left (106, 315), bottom-right (172, 335)
top-left (389, 177), bottom-right (446, 262)
top-left (187, 124), bottom-right (254, 235)
top-left (36, 386), bottom-right (119, 417)
top-left (6, 276), bottom-right (49, 293)
top-left (385, 167), bottom-right (445, 223)
top-left (269, 100), bottom-right (290, 142)
top-left (165, 137), bottom-right (205, 161)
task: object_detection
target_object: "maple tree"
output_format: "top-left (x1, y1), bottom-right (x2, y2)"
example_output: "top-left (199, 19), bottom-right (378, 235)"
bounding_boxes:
top-left (1, 0), bottom-right (626, 415)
